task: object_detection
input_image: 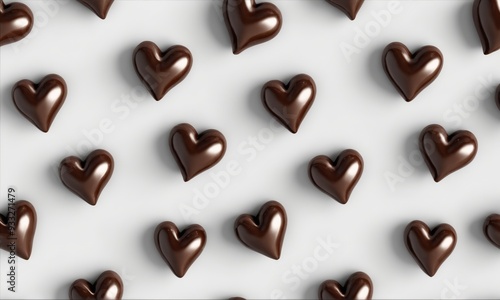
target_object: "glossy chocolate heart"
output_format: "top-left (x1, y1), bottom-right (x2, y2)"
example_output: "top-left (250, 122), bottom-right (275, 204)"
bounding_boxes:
top-left (382, 42), bottom-right (443, 102)
top-left (473, 0), bottom-right (500, 55)
top-left (261, 74), bottom-right (316, 133)
top-left (483, 214), bottom-right (500, 249)
top-left (309, 149), bottom-right (364, 204)
top-left (419, 124), bottom-right (478, 182)
top-left (496, 84), bottom-right (500, 110)
top-left (0, 200), bottom-right (37, 260)
top-left (324, 0), bottom-right (365, 20)
top-left (154, 221), bottom-right (207, 278)
top-left (77, 0), bottom-right (114, 19)
top-left (12, 74), bottom-right (67, 133)
top-left (404, 220), bottom-right (457, 277)
top-left (69, 270), bottom-right (123, 300)
top-left (223, 0), bottom-right (282, 54)
top-left (133, 41), bottom-right (193, 101)
top-left (318, 272), bottom-right (373, 300)
top-left (0, 0), bottom-right (33, 46)
top-left (234, 201), bottom-right (287, 260)
top-left (169, 123), bottom-right (226, 182)
top-left (59, 149), bottom-right (114, 205)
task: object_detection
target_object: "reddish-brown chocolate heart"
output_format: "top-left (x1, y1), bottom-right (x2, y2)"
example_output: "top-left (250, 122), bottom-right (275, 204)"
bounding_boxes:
top-left (59, 149), bottom-right (114, 206)
top-left (154, 221), bottom-right (207, 278)
top-left (169, 123), bottom-right (226, 182)
top-left (419, 124), bottom-right (478, 182)
top-left (261, 74), bottom-right (316, 134)
top-left (0, 200), bottom-right (37, 260)
top-left (382, 42), bottom-right (443, 102)
top-left (69, 270), bottom-right (123, 300)
top-left (234, 201), bottom-right (287, 260)
top-left (77, 0), bottom-right (114, 19)
top-left (324, 0), bottom-right (365, 20)
top-left (12, 74), bottom-right (67, 133)
top-left (484, 214), bottom-right (500, 249)
top-left (319, 272), bottom-right (373, 300)
top-left (223, 0), bottom-right (282, 54)
top-left (404, 220), bottom-right (457, 277)
top-left (496, 84), bottom-right (500, 110)
top-left (0, 0), bottom-right (33, 46)
top-left (309, 149), bottom-right (364, 204)
top-left (473, 0), bottom-right (500, 55)
top-left (133, 41), bottom-right (193, 101)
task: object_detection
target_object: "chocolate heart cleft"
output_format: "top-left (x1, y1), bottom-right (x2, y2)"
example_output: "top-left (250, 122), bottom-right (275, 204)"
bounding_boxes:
top-left (0, 200), bottom-right (37, 260)
top-left (404, 220), bottom-right (457, 277)
top-left (419, 124), bottom-right (478, 182)
top-left (12, 74), bottom-right (67, 132)
top-left (133, 41), bottom-right (193, 101)
top-left (234, 200), bottom-right (287, 260)
top-left (473, 0), bottom-right (500, 55)
top-left (69, 270), bottom-right (123, 300)
top-left (223, 0), bottom-right (282, 54)
top-left (59, 149), bottom-right (114, 205)
top-left (382, 42), bottom-right (443, 102)
top-left (319, 272), bottom-right (373, 300)
top-left (154, 221), bottom-right (207, 278)
top-left (0, 0), bottom-right (33, 46)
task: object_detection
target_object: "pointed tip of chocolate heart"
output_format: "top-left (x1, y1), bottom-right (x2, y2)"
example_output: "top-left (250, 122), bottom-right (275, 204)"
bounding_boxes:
top-left (77, 0), bottom-right (114, 19)
top-left (325, 0), bottom-right (365, 20)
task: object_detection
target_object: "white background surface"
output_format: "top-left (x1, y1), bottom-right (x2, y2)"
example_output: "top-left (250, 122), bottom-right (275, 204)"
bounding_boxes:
top-left (1, 0), bottom-right (500, 299)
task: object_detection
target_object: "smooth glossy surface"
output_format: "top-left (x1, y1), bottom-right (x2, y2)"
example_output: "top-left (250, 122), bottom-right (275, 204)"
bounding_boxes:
top-left (154, 221), bottom-right (207, 278)
top-left (325, 0), bottom-right (365, 20)
top-left (0, 0), bottom-right (33, 46)
top-left (12, 74), bottom-right (67, 133)
top-left (319, 272), bottom-right (373, 300)
top-left (404, 220), bottom-right (457, 277)
top-left (59, 149), bottom-right (114, 206)
top-left (234, 200), bottom-right (287, 260)
top-left (419, 124), bottom-right (478, 182)
top-left (0, 200), bottom-right (37, 260)
top-left (169, 123), bottom-right (226, 182)
top-left (473, 0), bottom-right (500, 55)
top-left (69, 270), bottom-right (123, 300)
top-left (261, 74), bottom-right (316, 133)
top-left (77, 0), bottom-right (114, 19)
top-left (496, 84), bottom-right (500, 110)
top-left (309, 149), bottom-right (364, 204)
top-left (382, 42), bottom-right (443, 101)
top-left (223, 0), bottom-right (282, 54)
top-left (483, 214), bottom-right (500, 249)
top-left (133, 41), bottom-right (192, 101)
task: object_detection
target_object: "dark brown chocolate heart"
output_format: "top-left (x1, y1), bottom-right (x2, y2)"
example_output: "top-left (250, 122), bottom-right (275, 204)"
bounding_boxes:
top-left (133, 41), bottom-right (193, 101)
top-left (382, 42), bottom-right (443, 102)
top-left (77, 0), bottom-right (114, 19)
top-left (234, 201), bottom-right (287, 260)
top-left (496, 84), bottom-right (500, 110)
top-left (308, 149), bottom-right (364, 204)
top-left (324, 0), bottom-right (365, 20)
top-left (69, 270), bottom-right (123, 300)
top-left (419, 124), bottom-right (478, 182)
top-left (483, 214), bottom-right (500, 249)
top-left (59, 149), bottom-right (114, 206)
top-left (169, 123), bottom-right (226, 182)
top-left (223, 0), bottom-right (282, 54)
top-left (473, 0), bottom-right (500, 55)
top-left (318, 272), bottom-right (373, 300)
top-left (154, 221), bottom-right (207, 278)
top-left (0, 200), bottom-right (37, 260)
top-left (12, 74), bottom-right (67, 133)
top-left (404, 220), bottom-right (457, 277)
top-left (261, 74), bottom-right (316, 134)
top-left (0, 0), bottom-right (33, 46)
